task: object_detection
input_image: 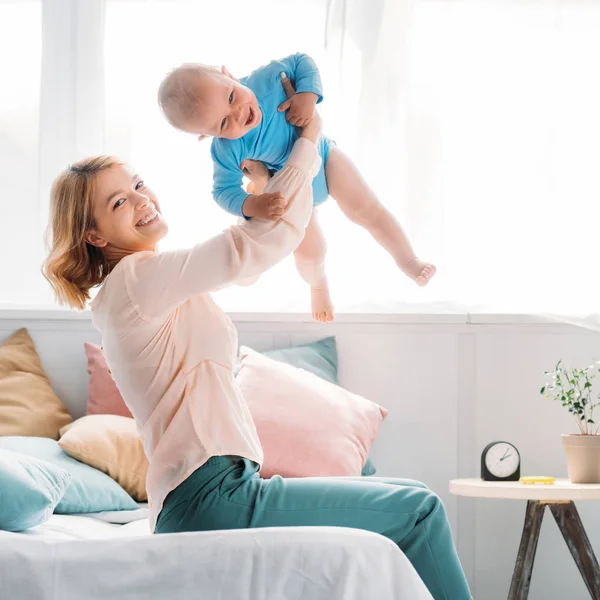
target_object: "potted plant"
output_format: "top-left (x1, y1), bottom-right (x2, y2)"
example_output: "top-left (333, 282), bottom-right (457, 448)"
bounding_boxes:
top-left (541, 359), bottom-right (600, 483)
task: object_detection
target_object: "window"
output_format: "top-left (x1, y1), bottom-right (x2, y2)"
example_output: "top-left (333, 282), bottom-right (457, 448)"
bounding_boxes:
top-left (2, 0), bottom-right (598, 315)
top-left (0, 1), bottom-right (42, 305)
top-left (404, 1), bottom-right (600, 313)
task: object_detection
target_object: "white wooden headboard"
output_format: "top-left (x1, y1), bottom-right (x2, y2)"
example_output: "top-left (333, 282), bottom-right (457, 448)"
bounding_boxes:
top-left (0, 308), bottom-right (471, 421)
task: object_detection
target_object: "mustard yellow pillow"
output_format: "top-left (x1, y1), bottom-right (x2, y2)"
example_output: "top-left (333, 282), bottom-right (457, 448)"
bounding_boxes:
top-left (0, 328), bottom-right (72, 439)
top-left (58, 415), bottom-right (148, 501)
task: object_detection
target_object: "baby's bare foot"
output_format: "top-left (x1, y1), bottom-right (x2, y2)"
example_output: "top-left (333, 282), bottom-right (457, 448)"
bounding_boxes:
top-left (311, 285), bottom-right (334, 323)
top-left (241, 159), bottom-right (271, 195)
top-left (402, 258), bottom-right (437, 287)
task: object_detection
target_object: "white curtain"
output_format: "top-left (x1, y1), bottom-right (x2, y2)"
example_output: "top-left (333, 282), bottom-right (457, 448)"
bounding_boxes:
top-left (0, 0), bottom-right (43, 305)
top-left (1, 0), bottom-right (599, 321)
top-left (324, 0), bottom-right (600, 323)
top-left (0, 0), bottom-right (105, 307)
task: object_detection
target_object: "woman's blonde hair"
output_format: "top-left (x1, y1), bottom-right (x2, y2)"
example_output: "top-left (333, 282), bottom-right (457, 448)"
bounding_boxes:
top-left (42, 155), bottom-right (121, 310)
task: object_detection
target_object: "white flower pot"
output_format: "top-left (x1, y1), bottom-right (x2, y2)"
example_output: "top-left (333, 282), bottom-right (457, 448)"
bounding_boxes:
top-left (561, 434), bottom-right (600, 483)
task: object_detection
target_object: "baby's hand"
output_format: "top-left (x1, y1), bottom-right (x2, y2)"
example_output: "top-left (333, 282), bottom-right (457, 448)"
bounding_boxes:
top-left (277, 92), bottom-right (319, 127)
top-left (242, 192), bottom-right (287, 221)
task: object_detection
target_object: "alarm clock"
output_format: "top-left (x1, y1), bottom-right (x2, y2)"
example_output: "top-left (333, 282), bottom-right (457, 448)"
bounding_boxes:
top-left (481, 441), bottom-right (521, 481)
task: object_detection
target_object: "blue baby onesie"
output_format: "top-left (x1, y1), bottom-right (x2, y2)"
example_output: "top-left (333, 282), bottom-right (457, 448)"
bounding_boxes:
top-left (211, 53), bottom-right (333, 217)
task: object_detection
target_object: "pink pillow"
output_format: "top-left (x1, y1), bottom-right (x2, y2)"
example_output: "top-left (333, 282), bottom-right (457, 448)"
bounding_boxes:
top-left (237, 346), bottom-right (388, 478)
top-left (84, 343), bottom-right (132, 419)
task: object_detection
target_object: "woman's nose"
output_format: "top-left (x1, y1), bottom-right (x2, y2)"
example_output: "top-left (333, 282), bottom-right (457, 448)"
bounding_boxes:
top-left (134, 193), bottom-right (150, 210)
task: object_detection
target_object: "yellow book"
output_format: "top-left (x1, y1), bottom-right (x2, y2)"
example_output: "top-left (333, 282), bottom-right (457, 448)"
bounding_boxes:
top-left (519, 476), bottom-right (555, 485)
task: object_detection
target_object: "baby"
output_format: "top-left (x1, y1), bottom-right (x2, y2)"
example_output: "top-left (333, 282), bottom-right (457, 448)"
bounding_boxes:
top-left (157, 53), bottom-right (435, 322)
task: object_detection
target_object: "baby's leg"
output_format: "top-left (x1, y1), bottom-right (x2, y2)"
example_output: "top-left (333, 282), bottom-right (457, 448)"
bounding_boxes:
top-left (242, 159), bottom-right (271, 196)
top-left (294, 208), bottom-right (334, 323)
top-left (325, 147), bottom-right (436, 286)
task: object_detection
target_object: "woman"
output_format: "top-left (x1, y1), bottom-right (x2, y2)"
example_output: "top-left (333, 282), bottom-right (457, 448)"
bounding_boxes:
top-left (43, 101), bottom-right (471, 599)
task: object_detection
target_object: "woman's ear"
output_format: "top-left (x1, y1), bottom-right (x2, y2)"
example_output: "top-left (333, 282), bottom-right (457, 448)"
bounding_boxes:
top-left (85, 230), bottom-right (108, 248)
top-left (221, 65), bottom-right (239, 83)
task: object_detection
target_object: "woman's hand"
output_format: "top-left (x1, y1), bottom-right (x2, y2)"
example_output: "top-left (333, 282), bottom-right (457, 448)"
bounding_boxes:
top-left (279, 73), bottom-right (322, 144)
top-left (277, 92), bottom-right (319, 127)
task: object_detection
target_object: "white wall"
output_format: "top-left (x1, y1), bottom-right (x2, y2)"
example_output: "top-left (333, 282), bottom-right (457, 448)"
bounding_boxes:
top-left (0, 310), bottom-right (598, 600)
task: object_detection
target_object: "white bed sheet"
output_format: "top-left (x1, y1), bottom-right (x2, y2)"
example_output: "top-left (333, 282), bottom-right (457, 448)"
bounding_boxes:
top-left (0, 515), bottom-right (433, 600)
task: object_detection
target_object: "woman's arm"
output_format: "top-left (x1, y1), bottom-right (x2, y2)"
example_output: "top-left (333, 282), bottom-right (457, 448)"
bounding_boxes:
top-left (127, 123), bottom-right (321, 319)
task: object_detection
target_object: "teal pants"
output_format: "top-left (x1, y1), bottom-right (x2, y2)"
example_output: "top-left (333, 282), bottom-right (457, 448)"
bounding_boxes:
top-left (156, 456), bottom-right (472, 600)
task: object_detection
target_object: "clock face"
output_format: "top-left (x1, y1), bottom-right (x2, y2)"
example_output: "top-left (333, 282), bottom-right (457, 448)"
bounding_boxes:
top-left (485, 442), bottom-right (520, 478)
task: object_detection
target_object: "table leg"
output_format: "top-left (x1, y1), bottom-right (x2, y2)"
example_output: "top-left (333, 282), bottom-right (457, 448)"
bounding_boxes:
top-left (549, 501), bottom-right (600, 599)
top-left (508, 500), bottom-right (546, 600)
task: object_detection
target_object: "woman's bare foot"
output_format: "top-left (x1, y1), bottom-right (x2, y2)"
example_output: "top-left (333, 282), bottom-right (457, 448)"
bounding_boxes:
top-left (311, 284), bottom-right (334, 323)
top-left (402, 258), bottom-right (437, 287)
top-left (241, 159), bottom-right (271, 195)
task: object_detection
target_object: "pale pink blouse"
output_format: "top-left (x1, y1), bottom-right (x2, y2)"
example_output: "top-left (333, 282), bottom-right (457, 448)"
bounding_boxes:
top-left (91, 138), bottom-right (320, 531)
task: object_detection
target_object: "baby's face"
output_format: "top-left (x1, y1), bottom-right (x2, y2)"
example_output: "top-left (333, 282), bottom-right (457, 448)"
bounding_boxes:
top-left (186, 71), bottom-right (262, 140)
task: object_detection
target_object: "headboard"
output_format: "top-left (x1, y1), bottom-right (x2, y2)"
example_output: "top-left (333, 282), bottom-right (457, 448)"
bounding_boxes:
top-left (1, 308), bottom-right (441, 420)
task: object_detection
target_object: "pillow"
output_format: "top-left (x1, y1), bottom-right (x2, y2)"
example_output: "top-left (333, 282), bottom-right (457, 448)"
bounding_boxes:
top-left (84, 342), bottom-right (132, 418)
top-left (0, 328), bottom-right (73, 438)
top-left (362, 457), bottom-right (377, 476)
top-left (0, 437), bottom-right (138, 513)
top-left (236, 336), bottom-right (338, 384)
top-left (242, 337), bottom-right (377, 476)
top-left (0, 449), bottom-right (71, 531)
top-left (84, 337), bottom-right (378, 477)
top-left (237, 346), bottom-right (388, 478)
top-left (59, 415), bottom-right (148, 502)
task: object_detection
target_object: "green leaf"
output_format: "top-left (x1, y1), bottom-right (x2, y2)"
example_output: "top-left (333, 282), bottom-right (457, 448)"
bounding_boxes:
top-left (540, 386), bottom-right (546, 394)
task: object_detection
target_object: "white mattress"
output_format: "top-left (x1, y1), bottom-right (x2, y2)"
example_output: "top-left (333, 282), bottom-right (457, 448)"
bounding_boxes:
top-left (0, 515), bottom-right (433, 600)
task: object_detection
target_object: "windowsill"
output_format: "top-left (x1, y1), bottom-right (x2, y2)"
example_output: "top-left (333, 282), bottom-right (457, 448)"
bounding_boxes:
top-left (0, 303), bottom-right (593, 327)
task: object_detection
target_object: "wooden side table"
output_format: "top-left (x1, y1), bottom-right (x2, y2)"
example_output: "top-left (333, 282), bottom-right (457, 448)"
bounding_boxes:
top-left (450, 478), bottom-right (600, 600)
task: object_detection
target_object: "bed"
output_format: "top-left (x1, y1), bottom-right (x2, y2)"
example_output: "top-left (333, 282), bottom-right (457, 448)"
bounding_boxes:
top-left (0, 511), bottom-right (433, 600)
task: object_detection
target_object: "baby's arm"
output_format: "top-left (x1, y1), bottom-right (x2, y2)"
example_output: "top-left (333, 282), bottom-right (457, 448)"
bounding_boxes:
top-left (211, 145), bottom-right (250, 217)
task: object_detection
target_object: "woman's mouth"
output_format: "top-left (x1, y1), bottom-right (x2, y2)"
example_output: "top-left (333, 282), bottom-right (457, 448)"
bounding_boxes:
top-left (136, 209), bottom-right (159, 227)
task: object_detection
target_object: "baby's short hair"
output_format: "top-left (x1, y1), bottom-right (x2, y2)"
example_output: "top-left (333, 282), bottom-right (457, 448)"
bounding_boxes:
top-left (157, 63), bottom-right (219, 131)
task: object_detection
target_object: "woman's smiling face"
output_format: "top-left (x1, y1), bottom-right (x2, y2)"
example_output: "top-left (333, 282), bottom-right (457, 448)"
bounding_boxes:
top-left (85, 164), bottom-right (168, 258)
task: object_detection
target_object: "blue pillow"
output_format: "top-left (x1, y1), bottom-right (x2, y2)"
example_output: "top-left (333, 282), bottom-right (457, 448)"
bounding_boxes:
top-left (0, 449), bottom-right (72, 531)
top-left (362, 457), bottom-right (377, 476)
top-left (263, 336), bottom-right (339, 384)
top-left (237, 337), bottom-right (377, 476)
top-left (0, 437), bottom-right (138, 513)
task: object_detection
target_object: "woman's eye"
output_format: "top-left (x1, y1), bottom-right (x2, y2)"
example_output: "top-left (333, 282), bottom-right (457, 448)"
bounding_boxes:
top-left (229, 92), bottom-right (234, 104)
top-left (113, 198), bottom-right (125, 210)
top-left (135, 180), bottom-right (144, 190)
top-left (221, 118), bottom-right (227, 130)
